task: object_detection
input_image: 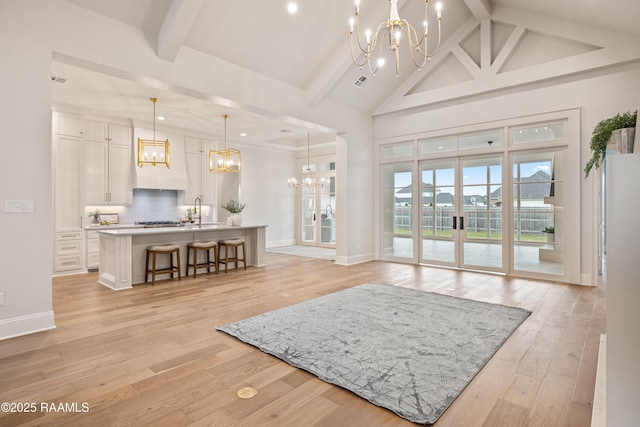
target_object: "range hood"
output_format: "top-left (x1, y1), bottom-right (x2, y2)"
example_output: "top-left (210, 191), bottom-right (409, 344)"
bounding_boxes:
top-left (133, 126), bottom-right (188, 191)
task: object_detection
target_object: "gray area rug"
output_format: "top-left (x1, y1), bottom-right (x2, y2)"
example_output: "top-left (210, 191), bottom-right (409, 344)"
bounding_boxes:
top-left (217, 283), bottom-right (531, 424)
top-left (267, 245), bottom-right (336, 261)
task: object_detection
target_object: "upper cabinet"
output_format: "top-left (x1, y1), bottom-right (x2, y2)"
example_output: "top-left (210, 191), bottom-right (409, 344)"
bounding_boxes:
top-left (84, 121), bottom-right (133, 205)
top-left (183, 136), bottom-right (217, 205)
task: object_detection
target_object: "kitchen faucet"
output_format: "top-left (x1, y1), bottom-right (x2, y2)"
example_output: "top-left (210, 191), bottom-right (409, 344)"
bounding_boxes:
top-left (194, 197), bottom-right (202, 228)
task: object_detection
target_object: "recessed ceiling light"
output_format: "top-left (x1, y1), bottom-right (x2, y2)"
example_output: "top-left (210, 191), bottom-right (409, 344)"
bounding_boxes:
top-left (156, 116), bottom-right (165, 121)
top-left (240, 132), bottom-right (247, 137)
top-left (287, 2), bottom-right (298, 14)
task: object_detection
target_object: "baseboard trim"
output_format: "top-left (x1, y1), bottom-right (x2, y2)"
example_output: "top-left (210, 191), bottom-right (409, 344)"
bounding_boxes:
top-left (0, 311), bottom-right (56, 341)
top-left (335, 252), bottom-right (375, 266)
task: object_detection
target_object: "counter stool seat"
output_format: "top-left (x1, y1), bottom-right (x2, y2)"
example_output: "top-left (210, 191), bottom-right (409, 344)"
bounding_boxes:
top-left (187, 241), bottom-right (218, 278)
top-left (145, 244), bottom-right (181, 285)
top-left (218, 238), bottom-right (247, 273)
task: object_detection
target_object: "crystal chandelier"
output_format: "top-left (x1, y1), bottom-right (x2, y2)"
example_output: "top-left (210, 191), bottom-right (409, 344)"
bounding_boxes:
top-left (137, 98), bottom-right (170, 167)
top-left (349, 0), bottom-right (443, 78)
top-left (209, 114), bottom-right (241, 173)
top-left (288, 132), bottom-right (325, 188)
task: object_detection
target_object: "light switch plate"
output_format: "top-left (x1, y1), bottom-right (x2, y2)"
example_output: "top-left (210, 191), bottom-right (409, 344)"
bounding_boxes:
top-left (5, 200), bottom-right (34, 213)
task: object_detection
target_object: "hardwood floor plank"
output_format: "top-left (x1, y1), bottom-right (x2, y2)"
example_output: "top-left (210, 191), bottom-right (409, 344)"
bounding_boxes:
top-left (0, 256), bottom-right (604, 426)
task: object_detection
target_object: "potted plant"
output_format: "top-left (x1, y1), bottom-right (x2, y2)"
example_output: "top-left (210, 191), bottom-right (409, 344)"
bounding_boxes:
top-left (542, 225), bottom-right (555, 243)
top-left (222, 200), bottom-right (246, 226)
top-left (89, 209), bottom-right (100, 224)
top-left (584, 110), bottom-right (637, 178)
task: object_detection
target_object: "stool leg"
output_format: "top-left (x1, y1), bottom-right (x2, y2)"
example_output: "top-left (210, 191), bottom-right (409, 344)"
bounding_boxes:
top-left (241, 242), bottom-right (247, 270)
top-left (206, 249), bottom-right (211, 274)
top-left (152, 252), bottom-right (157, 285)
top-left (225, 245), bottom-right (229, 273)
top-left (214, 245), bottom-right (219, 274)
top-left (176, 249), bottom-right (181, 281)
top-left (145, 250), bottom-right (150, 283)
top-left (192, 247), bottom-right (197, 278)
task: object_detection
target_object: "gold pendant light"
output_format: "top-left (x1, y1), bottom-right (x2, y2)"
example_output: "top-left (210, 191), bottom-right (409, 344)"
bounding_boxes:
top-left (209, 114), bottom-right (241, 173)
top-left (137, 97), bottom-right (170, 168)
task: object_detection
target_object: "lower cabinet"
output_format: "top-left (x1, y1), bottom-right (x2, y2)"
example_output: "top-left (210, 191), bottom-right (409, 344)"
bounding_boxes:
top-left (86, 230), bottom-right (100, 271)
top-left (54, 231), bottom-right (84, 274)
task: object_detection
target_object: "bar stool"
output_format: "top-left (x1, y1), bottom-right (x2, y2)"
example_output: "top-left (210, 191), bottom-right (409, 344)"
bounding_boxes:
top-left (145, 244), bottom-right (181, 285)
top-left (218, 238), bottom-right (247, 273)
top-left (186, 241), bottom-right (218, 278)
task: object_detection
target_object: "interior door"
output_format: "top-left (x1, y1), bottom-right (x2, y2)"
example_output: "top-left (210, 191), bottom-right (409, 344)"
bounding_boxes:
top-left (420, 156), bottom-right (504, 272)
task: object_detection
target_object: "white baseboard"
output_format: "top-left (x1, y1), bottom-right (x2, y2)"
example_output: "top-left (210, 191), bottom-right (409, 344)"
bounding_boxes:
top-left (335, 252), bottom-right (375, 266)
top-left (266, 239), bottom-right (296, 248)
top-left (0, 311), bottom-right (56, 341)
top-left (591, 334), bottom-right (606, 427)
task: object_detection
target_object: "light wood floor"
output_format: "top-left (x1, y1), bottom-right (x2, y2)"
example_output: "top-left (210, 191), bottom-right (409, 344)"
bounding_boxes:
top-left (0, 254), bottom-right (605, 426)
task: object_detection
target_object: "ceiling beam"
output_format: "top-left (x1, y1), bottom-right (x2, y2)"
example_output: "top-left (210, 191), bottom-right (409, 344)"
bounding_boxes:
top-left (156, 0), bottom-right (206, 62)
top-left (464, 0), bottom-right (491, 21)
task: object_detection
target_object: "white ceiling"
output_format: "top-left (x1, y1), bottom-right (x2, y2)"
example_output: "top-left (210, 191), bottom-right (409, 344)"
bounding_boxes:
top-left (53, 0), bottom-right (640, 149)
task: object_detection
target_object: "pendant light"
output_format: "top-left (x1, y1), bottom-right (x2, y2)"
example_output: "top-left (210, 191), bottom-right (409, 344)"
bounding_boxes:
top-left (209, 114), bottom-right (241, 173)
top-left (137, 97), bottom-right (170, 168)
top-left (288, 132), bottom-right (325, 188)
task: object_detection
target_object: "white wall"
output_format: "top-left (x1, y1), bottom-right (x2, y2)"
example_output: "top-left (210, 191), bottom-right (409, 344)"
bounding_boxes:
top-left (0, 6), bottom-right (55, 338)
top-left (374, 64), bottom-right (640, 285)
top-left (0, 0), bottom-right (374, 338)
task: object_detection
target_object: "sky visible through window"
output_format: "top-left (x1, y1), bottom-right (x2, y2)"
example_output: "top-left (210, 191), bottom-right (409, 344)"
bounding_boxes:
top-left (393, 161), bottom-right (551, 192)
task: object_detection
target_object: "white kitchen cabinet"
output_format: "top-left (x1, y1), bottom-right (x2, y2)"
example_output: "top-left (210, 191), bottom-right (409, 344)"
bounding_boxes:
top-left (84, 121), bottom-right (132, 205)
top-left (53, 112), bottom-right (85, 275)
top-left (85, 230), bottom-right (100, 270)
top-left (182, 136), bottom-right (217, 205)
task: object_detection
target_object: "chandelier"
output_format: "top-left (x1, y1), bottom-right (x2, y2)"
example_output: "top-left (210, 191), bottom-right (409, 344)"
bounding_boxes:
top-left (349, 0), bottom-right (443, 78)
top-left (288, 132), bottom-right (325, 188)
top-left (137, 97), bottom-right (170, 167)
top-left (209, 114), bottom-right (241, 173)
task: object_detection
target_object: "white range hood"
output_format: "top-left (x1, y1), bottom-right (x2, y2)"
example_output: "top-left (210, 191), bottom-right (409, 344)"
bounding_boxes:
top-left (133, 126), bottom-right (188, 191)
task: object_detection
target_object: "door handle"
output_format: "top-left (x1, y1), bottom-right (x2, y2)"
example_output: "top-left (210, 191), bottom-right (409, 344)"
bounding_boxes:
top-left (452, 216), bottom-right (457, 230)
top-left (460, 216), bottom-right (464, 230)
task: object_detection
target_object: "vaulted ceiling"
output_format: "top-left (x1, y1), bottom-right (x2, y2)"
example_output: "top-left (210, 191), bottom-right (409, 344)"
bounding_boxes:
top-left (52, 0), bottom-right (640, 148)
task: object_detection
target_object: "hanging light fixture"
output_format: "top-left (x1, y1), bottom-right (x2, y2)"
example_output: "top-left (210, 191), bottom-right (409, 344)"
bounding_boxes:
top-left (137, 97), bottom-right (170, 168)
top-left (209, 114), bottom-right (241, 173)
top-left (288, 132), bottom-right (325, 188)
top-left (349, 0), bottom-right (443, 78)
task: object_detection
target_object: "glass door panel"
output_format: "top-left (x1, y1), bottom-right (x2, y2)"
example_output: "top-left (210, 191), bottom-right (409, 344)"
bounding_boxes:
top-left (512, 151), bottom-right (564, 276)
top-left (319, 176), bottom-right (336, 245)
top-left (382, 163), bottom-right (413, 259)
top-left (461, 157), bottom-right (503, 270)
top-left (301, 188), bottom-right (316, 243)
top-left (421, 160), bottom-right (456, 265)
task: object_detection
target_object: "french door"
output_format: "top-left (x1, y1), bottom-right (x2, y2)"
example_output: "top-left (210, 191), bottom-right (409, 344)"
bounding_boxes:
top-left (301, 170), bottom-right (336, 247)
top-left (420, 156), bottom-right (504, 272)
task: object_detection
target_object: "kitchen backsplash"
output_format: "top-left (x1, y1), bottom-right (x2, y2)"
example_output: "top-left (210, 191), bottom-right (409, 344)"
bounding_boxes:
top-left (86, 189), bottom-right (215, 225)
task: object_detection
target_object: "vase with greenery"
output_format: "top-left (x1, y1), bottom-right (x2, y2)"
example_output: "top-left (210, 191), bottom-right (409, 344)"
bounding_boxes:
top-left (584, 110), bottom-right (637, 178)
top-left (542, 226), bottom-right (555, 243)
top-left (222, 200), bottom-right (246, 225)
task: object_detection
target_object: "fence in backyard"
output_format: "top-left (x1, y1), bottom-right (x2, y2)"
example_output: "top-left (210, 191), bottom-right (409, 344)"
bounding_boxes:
top-left (394, 206), bottom-right (553, 239)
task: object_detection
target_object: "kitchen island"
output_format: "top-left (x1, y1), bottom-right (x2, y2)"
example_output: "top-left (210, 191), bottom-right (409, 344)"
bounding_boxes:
top-left (97, 224), bottom-right (267, 290)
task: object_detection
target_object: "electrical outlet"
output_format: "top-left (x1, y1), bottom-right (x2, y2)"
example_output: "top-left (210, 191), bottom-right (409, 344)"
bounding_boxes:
top-left (5, 200), bottom-right (34, 213)
top-left (0, 293), bottom-right (4, 306)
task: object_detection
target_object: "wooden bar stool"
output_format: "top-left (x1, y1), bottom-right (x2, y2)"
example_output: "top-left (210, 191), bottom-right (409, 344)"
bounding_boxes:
top-left (145, 244), bottom-right (181, 285)
top-left (186, 241), bottom-right (218, 278)
top-left (218, 238), bottom-right (247, 273)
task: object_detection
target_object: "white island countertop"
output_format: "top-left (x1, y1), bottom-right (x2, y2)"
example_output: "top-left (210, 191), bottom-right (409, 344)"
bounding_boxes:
top-left (96, 223), bottom-right (268, 236)
top-left (97, 224), bottom-right (268, 290)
